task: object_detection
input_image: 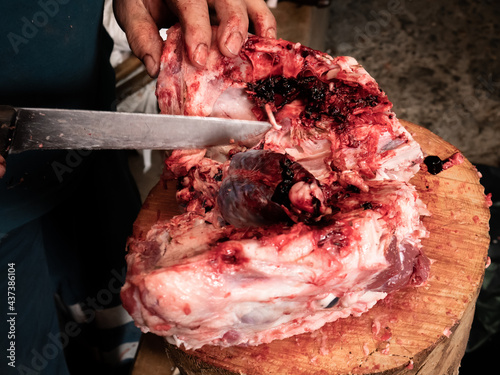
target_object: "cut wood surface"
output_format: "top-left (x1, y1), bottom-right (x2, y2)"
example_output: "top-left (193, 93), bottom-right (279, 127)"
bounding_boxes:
top-left (131, 120), bottom-right (491, 375)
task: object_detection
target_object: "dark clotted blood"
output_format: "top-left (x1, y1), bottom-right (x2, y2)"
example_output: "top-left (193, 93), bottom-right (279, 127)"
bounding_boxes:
top-left (361, 202), bottom-right (373, 210)
top-left (424, 153), bottom-right (464, 175)
top-left (247, 75), bottom-right (384, 130)
top-left (246, 76), bottom-right (318, 110)
top-left (424, 155), bottom-right (444, 175)
top-left (216, 242), bottom-right (248, 266)
top-left (270, 157), bottom-right (295, 207)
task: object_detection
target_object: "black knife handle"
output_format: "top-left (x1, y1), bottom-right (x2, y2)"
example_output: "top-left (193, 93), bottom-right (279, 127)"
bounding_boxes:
top-left (0, 105), bottom-right (17, 158)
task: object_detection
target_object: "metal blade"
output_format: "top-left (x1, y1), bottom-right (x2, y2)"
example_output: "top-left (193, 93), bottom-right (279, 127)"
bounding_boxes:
top-left (9, 108), bottom-right (271, 153)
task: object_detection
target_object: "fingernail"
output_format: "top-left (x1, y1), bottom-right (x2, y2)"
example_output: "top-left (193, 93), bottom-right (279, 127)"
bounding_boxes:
top-left (225, 32), bottom-right (243, 56)
top-left (143, 55), bottom-right (158, 77)
top-left (193, 43), bottom-right (208, 67)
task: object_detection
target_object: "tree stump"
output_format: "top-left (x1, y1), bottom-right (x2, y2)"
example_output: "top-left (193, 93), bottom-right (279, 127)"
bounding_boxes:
top-left (130, 121), bottom-right (491, 375)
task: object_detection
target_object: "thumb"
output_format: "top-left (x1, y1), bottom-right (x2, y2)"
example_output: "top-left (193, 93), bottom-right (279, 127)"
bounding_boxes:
top-left (0, 155), bottom-right (6, 179)
top-left (114, 1), bottom-right (164, 78)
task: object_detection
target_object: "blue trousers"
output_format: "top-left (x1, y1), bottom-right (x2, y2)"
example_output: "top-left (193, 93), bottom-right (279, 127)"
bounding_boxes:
top-left (1, 219), bottom-right (70, 375)
top-left (1, 150), bottom-right (142, 374)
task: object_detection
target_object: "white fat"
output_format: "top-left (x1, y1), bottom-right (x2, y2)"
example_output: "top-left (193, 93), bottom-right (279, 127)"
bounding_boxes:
top-left (211, 87), bottom-right (258, 121)
top-left (376, 141), bottom-right (423, 182)
top-left (285, 138), bottom-right (332, 181)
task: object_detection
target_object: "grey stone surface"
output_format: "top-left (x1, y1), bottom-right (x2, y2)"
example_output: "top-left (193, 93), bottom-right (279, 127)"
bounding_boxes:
top-left (325, 0), bottom-right (500, 166)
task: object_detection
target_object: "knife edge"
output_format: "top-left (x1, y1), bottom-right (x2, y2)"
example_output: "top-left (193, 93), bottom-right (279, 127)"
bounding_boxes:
top-left (4, 107), bottom-right (271, 153)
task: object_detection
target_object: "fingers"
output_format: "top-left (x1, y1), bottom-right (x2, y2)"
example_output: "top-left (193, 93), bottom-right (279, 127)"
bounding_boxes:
top-left (214, 0), bottom-right (276, 57)
top-left (113, 0), bottom-right (165, 77)
top-left (212, 0), bottom-right (249, 58)
top-left (246, 0), bottom-right (277, 38)
top-left (175, 0), bottom-right (276, 63)
top-left (0, 155), bottom-right (6, 179)
top-left (169, 0), bottom-right (213, 68)
top-left (114, 0), bottom-right (277, 73)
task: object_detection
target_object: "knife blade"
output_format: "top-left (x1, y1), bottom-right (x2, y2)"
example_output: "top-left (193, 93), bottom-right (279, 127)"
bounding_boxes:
top-left (0, 105), bottom-right (271, 156)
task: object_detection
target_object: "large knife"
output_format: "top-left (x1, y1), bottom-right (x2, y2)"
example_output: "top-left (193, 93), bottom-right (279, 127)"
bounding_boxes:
top-left (0, 105), bottom-right (271, 157)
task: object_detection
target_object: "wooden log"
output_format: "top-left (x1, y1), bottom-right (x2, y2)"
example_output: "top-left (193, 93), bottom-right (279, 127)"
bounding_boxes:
top-left (130, 121), bottom-right (490, 375)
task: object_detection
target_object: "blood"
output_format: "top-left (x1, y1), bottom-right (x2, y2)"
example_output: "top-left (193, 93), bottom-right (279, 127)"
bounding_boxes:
top-left (424, 155), bottom-right (444, 175)
top-left (424, 152), bottom-right (464, 175)
top-left (218, 150), bottom-right (323, 227)
top-left (246, 75), bottom-right (383, 129)
top-left (271, 157), bottom-right (295, 207)
top-left (217, 242), bottom-right (247, 266)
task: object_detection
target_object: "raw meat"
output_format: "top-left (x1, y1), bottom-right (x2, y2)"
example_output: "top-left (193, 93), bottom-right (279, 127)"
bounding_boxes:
top-left (121, 24), bottom-right (430, 350)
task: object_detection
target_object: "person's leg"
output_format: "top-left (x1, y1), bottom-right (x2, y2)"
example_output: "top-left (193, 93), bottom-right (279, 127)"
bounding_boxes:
top-left (0, 219), bottom-right (70, 375)
top-left (42, 150), bottom-right (143, 373)
top-left (82, 151), bottom-right (143, 371)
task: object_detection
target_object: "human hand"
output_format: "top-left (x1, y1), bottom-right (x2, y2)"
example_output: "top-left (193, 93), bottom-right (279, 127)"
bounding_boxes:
top-left (0, 155), bottom-right (6, 178)
top-left (114, 0), bottom-right (277, 77)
